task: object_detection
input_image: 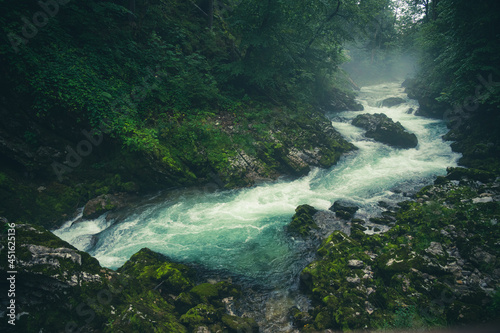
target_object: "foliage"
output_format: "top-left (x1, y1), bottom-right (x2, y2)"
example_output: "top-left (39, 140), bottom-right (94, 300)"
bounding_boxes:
top-left (408, 0), bottom-right (500, 108)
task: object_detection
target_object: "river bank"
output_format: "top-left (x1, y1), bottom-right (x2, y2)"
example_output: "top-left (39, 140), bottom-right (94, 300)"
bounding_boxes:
top-left (2, 81), bottom-right (499, 332)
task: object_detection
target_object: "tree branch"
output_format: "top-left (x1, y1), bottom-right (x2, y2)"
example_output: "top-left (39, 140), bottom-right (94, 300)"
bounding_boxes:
top-left (305, 0), bottom-right (341, 51)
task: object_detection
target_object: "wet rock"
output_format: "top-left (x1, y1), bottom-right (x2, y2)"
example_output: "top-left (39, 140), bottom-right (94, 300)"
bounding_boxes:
top-left (221, 314), bottom-right (259, 333)
top-left (312, 210), bottom-right (351, 237)
top-left (297, 178), bottom-right (500, 331)
top-left (329, 200), bottom-right (359, 219)
top-left (446, 167), bottom-right (495, 183)
top-left (194, 326), bottom-right (211, 333)
top-left (289, 306), bottom-right (313, 327)
top-left (5, 221), bottom-right (258, 332)
top-left (471, 249), bottom-right (496, 266)
top-left (351, 113), bottom-right (418, 149)
top-left (379, 97), bottom-right (406, 108)
top-left (286, 204), bottom-right (319, 237)
top-left (83, 193), bottom-right (130, 219)
top-left (326, 88), bottom-right (364, 111)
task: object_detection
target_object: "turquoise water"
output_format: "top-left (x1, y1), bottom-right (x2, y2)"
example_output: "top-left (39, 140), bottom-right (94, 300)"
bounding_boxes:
top-left (53, 82), bottom-right (460, 329)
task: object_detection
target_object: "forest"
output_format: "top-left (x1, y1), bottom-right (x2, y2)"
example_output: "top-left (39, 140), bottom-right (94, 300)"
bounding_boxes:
top-left (0, 0), bottom-right (499, 332)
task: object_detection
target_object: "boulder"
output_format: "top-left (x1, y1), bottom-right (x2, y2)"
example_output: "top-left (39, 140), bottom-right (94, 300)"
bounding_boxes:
top-left (351, 113), bottom-right (418, 149)
top-left (82, 193), bottom-right (129, 219)
top-left (379, 97), bottom-right (406, 108)
top-left (329, 200), bottom-right (359, 219)
top-left (286, 204), bottom-right (318, 236)
top-left (347, 259), bottom-right (364, 268)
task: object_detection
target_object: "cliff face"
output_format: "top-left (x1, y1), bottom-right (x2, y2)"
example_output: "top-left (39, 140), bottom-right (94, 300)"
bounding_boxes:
top-left (0, 220), bottom-right (258, 332)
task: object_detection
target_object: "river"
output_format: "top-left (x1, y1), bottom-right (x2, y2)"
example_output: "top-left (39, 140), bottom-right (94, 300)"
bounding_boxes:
top-left (53, 81), bottom-right (461, 331)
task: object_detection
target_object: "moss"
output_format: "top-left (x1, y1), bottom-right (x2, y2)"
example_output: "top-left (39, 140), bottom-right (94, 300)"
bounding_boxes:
top-left (221, 314), bottom-right (259, 333)
top-left (190, 283), bottom-right (219, 300)
top-left (314, 310), bottom-right (333, 330)
top-left (180, 303), bottom-right (219, 327)
top-left (287, 204), bottom-right (319, 236)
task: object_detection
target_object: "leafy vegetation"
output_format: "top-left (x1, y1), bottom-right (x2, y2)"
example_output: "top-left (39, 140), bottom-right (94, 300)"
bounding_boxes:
top-left (1, 0), bottom-right (395, 227)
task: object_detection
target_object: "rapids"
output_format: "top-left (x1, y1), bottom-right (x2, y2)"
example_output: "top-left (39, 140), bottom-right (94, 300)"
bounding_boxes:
top-left (53, 81), bottom-right (461, 331)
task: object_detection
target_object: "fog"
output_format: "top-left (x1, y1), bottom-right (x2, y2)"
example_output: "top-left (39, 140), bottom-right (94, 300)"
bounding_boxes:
top-left (342, 43), bottom-right (418, 87)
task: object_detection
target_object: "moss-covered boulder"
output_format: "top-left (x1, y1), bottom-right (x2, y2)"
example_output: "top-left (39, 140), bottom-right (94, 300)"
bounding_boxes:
top-left (286, 204), bottom-right (319, 236)
top-left (445, 166), bottom-right (496, 183)
top-left (352, 113), bottom-right (418, 149)
top-left (82, 193), bottom-right (130, 219)
top-left (117, 247), bottom-right (193, 293)
top-left (221, 314), bottom-right (259, 333)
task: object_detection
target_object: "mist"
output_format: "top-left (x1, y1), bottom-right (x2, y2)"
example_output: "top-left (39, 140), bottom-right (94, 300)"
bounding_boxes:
top-left (342, 43), bottom-right (418, 87)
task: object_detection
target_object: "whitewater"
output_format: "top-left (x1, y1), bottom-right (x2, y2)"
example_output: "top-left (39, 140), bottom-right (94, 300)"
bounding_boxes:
top-left (54, 81), bottom-right (461, 330)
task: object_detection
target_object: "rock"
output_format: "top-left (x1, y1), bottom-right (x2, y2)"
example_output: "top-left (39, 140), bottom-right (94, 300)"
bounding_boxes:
top-left (351, 113), bottom-right (418, 148)
top-left (348, 259), bottom-right (364, 268)
top-left (446, 167), bottom-right (495, 183)
top-left (472, 196), bottom-right (493, 203)
top-left (402, 78), bottom-right (448, 118)
top-left (346, 276), bottom-right (361, 284)
top-left (329, 200), bottom-right (359, 219)
top-left (312, 210), bottom-right (351, 237)
top-left (401, 78), bottom-right (415, 89)
top-left (326, 88), bottom-right (364, 111)
top-left (22, 244), bottom-right (82, 266)
top-left (4, 223), bottom-right (257, 331)
top-left (471, 249), bottom-right (496, 266)
top-left (425, 242), bottom-right (445, 257)
top-left (379, 97), bottom-right (406, 108)
top-left (83, 193), bottom-right (129, 219)
top-left (289, 306), bottom-right (313, 327)
top-left (286, 204), bottom-right (319, 236)
top-left (221, 314), bottom-right (259, 333)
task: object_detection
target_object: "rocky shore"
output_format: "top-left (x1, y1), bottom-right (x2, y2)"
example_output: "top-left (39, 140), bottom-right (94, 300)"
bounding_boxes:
top-left (0, 221), bottom-right (258, 332)
top-left (287, 167), bottom-right (500, 331)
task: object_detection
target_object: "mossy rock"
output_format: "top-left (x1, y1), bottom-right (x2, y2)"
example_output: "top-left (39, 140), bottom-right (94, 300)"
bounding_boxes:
top-left (221, 314), bottom-right (259, 333)
top-left (117, 248), bottom-right (193, 293)
top-left (352, 113), bottom-right (418, 148)
top-left (287, 204), bottom-right (319, 236)
top-left (446, 167), bottom-right (495, 183)
top-left (190, 283), bottom-right (220, 300)
top-left (180, 304), bottom-right (220, 327)
top-left (289, 306), bottom-right (313, 327)
top-left (314, 310), bottom-right (333, 330)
